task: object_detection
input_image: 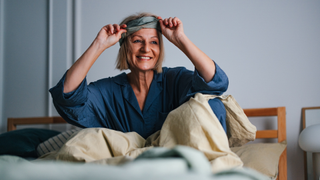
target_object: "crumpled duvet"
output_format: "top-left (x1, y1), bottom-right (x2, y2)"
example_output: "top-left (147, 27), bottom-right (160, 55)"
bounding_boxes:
top-left (40, 93), bottom-right (256, 173)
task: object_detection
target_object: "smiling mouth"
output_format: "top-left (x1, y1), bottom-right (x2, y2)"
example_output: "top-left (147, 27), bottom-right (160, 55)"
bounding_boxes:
top-left (137, 56), bottom-right (152, 60)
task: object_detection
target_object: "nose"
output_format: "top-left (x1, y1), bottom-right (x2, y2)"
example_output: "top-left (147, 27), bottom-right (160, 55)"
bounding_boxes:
top-left (141, 42), bottom-right (150, 52)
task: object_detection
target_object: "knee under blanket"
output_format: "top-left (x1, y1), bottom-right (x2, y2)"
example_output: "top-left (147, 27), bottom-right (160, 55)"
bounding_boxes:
top-left (40, 93), bottom-right (256, 173)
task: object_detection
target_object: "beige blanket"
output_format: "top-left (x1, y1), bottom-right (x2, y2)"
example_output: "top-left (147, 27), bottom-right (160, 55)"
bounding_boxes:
top-left (41, 93), bottom-right (256, 173)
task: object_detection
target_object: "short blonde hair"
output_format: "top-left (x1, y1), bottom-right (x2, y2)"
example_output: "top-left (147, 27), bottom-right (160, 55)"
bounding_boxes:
top-left (116, 12), bottom-right (165, 73)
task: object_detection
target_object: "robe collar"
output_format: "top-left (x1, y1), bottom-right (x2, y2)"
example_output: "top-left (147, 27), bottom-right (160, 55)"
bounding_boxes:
top-left (113, 70), bottom-right (163, 116)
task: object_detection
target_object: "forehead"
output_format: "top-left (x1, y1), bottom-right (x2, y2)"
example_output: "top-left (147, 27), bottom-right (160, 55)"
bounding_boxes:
top-left (131, 28), bottom-right (159, 39)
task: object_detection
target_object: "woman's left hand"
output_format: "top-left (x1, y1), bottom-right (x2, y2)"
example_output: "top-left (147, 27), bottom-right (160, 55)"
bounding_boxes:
top-left (158, 16), bottom-right (216, 83)
top-left (157, 16), bottom-right (185, 48)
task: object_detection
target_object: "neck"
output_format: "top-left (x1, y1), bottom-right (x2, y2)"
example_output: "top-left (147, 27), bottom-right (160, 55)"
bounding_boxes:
top-left (127, 70), bottom-right (154, 111)
top-left (127, 70), bottom-right (154, 92)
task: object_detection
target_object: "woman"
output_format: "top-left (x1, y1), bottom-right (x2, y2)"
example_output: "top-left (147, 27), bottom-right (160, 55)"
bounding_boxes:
top-left (50, 12), bottom-right (229, 139)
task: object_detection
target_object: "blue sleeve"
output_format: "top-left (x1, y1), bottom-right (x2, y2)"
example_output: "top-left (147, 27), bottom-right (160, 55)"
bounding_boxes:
top-left (191, 61), bottom-right (229, 95)
top-left (49, 72), bottom-right (104, 128)
top-left (166, 61), bottom-right (229, 105)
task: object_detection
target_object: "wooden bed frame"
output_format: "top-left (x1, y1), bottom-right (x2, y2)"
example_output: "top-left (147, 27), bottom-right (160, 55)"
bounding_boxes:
top-left (7, 107), bottom-right (287, 180)
top-left (244, 107), bottom-right (287, 180)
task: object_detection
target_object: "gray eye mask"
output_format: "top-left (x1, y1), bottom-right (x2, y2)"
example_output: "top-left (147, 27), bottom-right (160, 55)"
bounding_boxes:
top-left (119, 16), bottom-right (161, 46)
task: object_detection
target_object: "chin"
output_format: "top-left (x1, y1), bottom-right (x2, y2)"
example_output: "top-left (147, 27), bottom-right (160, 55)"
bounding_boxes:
top-left (138, 67), bottom-right (154, 72)
top-left (136, 64), bottom-right (156, 71)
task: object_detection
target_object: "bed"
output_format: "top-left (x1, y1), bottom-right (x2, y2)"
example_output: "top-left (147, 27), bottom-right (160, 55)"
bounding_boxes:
top-left (1, 106), bottom-right (287, 180)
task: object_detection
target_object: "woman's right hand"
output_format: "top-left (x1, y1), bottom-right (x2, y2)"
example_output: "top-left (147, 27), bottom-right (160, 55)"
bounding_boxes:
top-left (63, 24), bottom-right (126, 93)
top-left (95, 24), bottom-right (127, 50)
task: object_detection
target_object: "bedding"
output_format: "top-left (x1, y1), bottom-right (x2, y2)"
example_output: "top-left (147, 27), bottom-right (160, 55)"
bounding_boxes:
top-left (231, 141), bottom-right (287, 179)
top-left (200, 94), bottom-right (257, 147)
top-left (37, 94), bottom-right (256, 158)
top-left (2, 95), bottom-right (287, 180)
top-left (0, 146), bottom-right (270, 180)
top-left (0, 128), bottom-right (60, 158)
top-left (35, 129), bottom-right (286, 179)
top-left (38, 93), bottom-right (245, 173)
top-left (37, 129), bottom-right (79, 156)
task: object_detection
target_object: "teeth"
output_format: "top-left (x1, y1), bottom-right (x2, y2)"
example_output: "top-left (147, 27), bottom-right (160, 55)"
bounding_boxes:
top-left (138, 56), bottom-right (151, 59)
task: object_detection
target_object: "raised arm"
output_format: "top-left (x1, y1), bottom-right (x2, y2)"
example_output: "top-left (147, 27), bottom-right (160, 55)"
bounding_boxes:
top-left (158, 17), bottom-right (215, 83)
top-left (63, 24), bottom-right (127, 93)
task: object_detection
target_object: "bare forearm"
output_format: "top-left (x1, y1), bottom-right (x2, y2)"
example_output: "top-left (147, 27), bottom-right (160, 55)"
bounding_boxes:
top-left (158, 17), bottom-right (216, 82)
top-left (176, 34), bottom-right (216, 82)
top-left (63, 40), bottom-right (105, 93)
top-left (63, 24), bottom-right (127, 93)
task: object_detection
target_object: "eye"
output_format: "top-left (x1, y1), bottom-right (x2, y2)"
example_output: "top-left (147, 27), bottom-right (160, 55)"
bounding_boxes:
top-left (151, 41), bottom-right (158, 45)
top-left (133, 39), bottom-right (142, 43)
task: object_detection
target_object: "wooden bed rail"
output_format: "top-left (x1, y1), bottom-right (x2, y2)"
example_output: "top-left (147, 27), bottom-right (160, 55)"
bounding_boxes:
top-left (244, 107), bottom-right (287, 180)
top-left (243, 107), bottom-right (286, 142)
top-left (7, 116), bottom-right (66, 131)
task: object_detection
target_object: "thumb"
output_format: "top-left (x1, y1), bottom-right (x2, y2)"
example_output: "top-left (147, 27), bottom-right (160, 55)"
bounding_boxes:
top-left (117, 25), bottom-right (127, 36)
top-left (157, 19), bottom-right (166, 31)
top-left (118, 28), bottom-right (127, 34)
top-left (115, 28), bottom-right (126, 36)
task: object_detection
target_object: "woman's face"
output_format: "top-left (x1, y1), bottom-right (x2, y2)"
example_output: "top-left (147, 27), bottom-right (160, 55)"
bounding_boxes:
top-left (128, 28), bottom-right (160, 72)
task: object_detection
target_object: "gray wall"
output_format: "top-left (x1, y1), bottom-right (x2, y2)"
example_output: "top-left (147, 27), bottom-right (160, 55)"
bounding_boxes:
top-left (1, 0), bottom-right (48, 129)
top-left (1, 0), bottom-right (320, 180)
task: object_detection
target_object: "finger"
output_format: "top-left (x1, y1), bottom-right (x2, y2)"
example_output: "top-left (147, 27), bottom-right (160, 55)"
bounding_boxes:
top-left (157, 16), bottom-right (162, 20)
top-left (102, 26), bottom-right (108, 32)
top-left (158, 19), bottom-right (165, 31)
top-left (163, 18), bottom-right (169, 26)
top-left (168, 17), bottom-right (173, 27)
top-left (106, 24), bottom-right (114, 34)
top-left (118, 24), bottom-right (127, 36)
top-left (172, 17), bottom-right (179, 26)
top-left (120, 24), bottom-right (127, 29)
top-left (117, 28), bottom-right (127, 35)
top-left (113, 24), bottom-right (121, 34)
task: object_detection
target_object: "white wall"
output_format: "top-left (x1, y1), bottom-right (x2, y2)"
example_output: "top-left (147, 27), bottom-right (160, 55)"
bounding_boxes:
top-left (1, 0), bottom-right (320, 179)
top-left (1, 0), bottom-right (73, 131)
top-left (1, 0), bottom-right (48, 131)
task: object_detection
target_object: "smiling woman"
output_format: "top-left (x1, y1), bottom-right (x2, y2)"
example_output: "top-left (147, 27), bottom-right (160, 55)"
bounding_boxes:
top-left (49, 12), bottom-right (229, 140)
top-left (116, 13), bottom-right (164, 74)
top-left (128, 29), bottom-right (160, 72)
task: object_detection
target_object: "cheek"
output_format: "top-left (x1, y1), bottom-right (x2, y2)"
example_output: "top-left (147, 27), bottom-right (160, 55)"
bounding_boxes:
top-left (128, 42), bottom-right (139, 55)
top-left (127, 46), bottom-right (137, 60)
top-left (131, 45), bottom-right (139, 52)
top-left (153, 47), bottom-right (160, 57)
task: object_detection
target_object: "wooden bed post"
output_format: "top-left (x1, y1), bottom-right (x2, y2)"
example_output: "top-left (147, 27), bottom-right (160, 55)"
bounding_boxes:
top-left (277, 107), bottom-right (287, 180)
top-left (7, 118), bottom-right (17, 131)
top-left (244, 107), bottom-right (287, 180)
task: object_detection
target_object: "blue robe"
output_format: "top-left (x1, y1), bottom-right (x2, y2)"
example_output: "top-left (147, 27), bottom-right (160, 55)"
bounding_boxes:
top-left (49, 62), bottom-right (229, 139)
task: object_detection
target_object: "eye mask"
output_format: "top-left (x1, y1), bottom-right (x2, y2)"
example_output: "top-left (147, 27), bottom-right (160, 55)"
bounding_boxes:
top-left (119, 16), bottom-right (161, 46)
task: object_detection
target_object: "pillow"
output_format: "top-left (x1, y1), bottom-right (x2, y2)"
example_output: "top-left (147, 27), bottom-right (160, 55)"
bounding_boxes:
top-left (199, 94), bottom-right (257, 147)
top-left (0, 128), bottom-right (60, 158)
top-left (37, 129), bottom-right (80, 157)
top-left (230, 141), bottom-right (287, 179)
